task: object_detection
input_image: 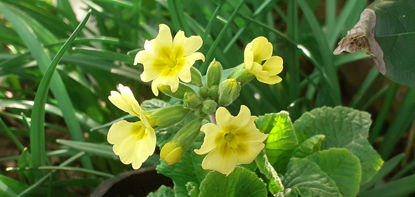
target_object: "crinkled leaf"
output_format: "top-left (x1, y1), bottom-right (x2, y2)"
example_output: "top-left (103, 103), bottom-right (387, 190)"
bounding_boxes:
top-left (305, 148), bottom-right (362, 197)
top-left (293, 106), bottom-right (383, 184)
top-left (282, 158), bottom-right (342, 197)
top-left (257, 112), bottom-right (298, 172)
top-left (199, 167), bottom-right (267, 197)
top-left (292, 135), bottom-right (325, 158)
top-left (255, 151), bottom-right (283, 194)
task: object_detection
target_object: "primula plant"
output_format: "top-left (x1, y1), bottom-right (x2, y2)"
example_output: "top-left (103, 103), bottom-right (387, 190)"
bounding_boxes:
top-left (107, 24), bottom-right (383, 197)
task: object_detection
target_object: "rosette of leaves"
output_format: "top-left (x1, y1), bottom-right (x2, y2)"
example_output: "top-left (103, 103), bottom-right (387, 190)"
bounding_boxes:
top-left (255, 106), bottom-right (383, 197)
top-left (334, 0), bottom-right (415, 87)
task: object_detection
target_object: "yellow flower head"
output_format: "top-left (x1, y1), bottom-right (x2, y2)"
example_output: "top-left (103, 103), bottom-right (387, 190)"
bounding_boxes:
top-left (244, 36), bottom-right (283, 85)
top-left (134, 24), bottom-right (205, 96)
top-left (195, 105), bottom-right (268, 175)
top-left (107, 84), bottom-right (156, 169)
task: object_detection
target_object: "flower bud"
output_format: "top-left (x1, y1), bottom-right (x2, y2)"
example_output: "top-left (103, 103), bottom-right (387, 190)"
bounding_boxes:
top-left (202, 99), bottom-right (217, 115)
top-left (183, 92), bottom-right (202, 109)
top-left (218, 79), bottom-right (241, 106)
top-left (228, 64), bottom-right (255, 85)
top-left (199, 86), bottom-right (209, 98)
top-left (206, 59), bottom-right (222, 87)
top-left (161, 119), bottom-right (202, 165)
top-left (160, 142), bottom-right (183, 165)
top-left (159, 83), bottom-right (196, 99)
top-left (207, 85), bottom-right (219, 100)
top-left (189, 67), bottom-right (203, 87)
top-left (147, 105), bottom-right (189, 128)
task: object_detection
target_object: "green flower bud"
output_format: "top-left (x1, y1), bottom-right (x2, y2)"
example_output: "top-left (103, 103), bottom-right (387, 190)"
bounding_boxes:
top-left (183, 92), bottom-right (202, 108)
top-left (199, 86), bottom-right (209, 98)
top-left (228, 64), bottom-right (255, 85)
top-left (147, 105), bottom-right (189, 128)
top-left (160, 142), bottom-right (183, 165)
top-left (159, 83), bottom-right (195, 99)
top-left (218, 79), bottom-right (241, 106)
top-left (202, 99), bottom-right (217, 115)
top-left (206, 59), bottom-right (223, 87)
top-left (207, 85), bottom-right (219, 100)
top-left (161, 119), bottom-right (202, 165)
top-left (189, 67), bottom-right (203, 87)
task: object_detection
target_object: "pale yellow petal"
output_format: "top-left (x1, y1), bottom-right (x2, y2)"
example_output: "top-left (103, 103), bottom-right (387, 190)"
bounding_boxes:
top-left (195, 123), bottom-right (221, 155)
top-left (178, 67), bottom-right (191, 82)
top-left (108, 84), bottom-right (141, 117)
top-left (201, 149), bottom-right (238, 175)
top-left (107, 120), bottom-right (132, 145)
top-left (134, 50), bottom-right (154, 66)
top-left (150, 24), bottom-right (173, 53)
top-left (173, 31), bottom-right (203, 55)
top-left (262, 56), bottom-right (283, 75)
top-left (151, 80), bottom-right (160, 96)
top-left (256, 75), bottom-right (282, 85)
top-left (185, 52), bottom-right (205, 66)
top-left (251, 36), bottom-right (272, 63)
top-left (235, 105), bottom-right (252, 126)
top-left (236, 142), bottom-right (265, 164)
top-left (244, 44), bottom-right (254, 70)
top-left (215, 107), bottom-right (234, 127)
top-left (114, 134), bottom-right (136, 164)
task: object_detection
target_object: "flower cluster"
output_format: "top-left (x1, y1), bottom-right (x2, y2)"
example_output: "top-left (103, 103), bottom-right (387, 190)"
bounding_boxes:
top-left (107, 24), bottom-right (283, 175)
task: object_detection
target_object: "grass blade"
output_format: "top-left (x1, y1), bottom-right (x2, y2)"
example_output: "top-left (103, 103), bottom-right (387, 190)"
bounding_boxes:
top-left (0, 118), bottom-right (25, 151)
top-left (28, 10), bottom-right (92, 171)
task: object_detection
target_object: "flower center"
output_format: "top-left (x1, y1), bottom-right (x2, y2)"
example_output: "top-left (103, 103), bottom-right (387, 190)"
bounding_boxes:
top-left (130, 121), bottom-right (146, 140)
top-left (224, 132), bottom-right (235, 142)
top-left (152, 46), bottom-right (186, 77)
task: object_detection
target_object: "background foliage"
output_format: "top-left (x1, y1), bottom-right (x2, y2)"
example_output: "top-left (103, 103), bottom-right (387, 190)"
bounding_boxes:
top-left (0, 0), bottom-right (414, 196)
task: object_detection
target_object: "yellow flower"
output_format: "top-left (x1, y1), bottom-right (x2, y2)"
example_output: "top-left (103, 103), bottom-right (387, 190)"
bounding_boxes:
top-left (134, 24), bottom-right (205, 96)
top-left (244, 36), bottom-right (283, 84)
top-left (195, 105), bottom-right (268, 175)
top-left (107, 84), bottom-right (156, 169)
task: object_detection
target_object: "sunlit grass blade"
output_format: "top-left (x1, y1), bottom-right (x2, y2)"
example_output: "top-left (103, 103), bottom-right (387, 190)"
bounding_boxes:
top-left (56, 139), bottom-right (116, 159)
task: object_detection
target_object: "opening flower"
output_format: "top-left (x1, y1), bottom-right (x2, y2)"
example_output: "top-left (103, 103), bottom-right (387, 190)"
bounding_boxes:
top-left (244, 36), bottom-right (283, 85)
top-left (195, 105), bottom-right (268, 175)
top-left (134, 24), bottom-right (205, 96)
top-left (107, 84), bottom-right (156, 169)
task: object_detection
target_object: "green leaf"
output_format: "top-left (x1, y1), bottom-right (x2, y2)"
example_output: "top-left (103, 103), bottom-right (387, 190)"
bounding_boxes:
top-left (281, 158), bottom-right (342, 197)
top-left (141, 99), bottom-right (170, 111)
top-left (305, 148), bottom-right (362, 197)
top-left (147, 185), bottom-right (174, 197)
top-left (371, 0), bottom-right (415, 87)
top-left (293, 106), bottom-right (383, 184)
top-left (56, 139), bottom-right (117, 159)
top-left (292, 134), bottom-right (325, 158)
top-left (256, 112), bottom-right (298, 172)
top-left (199, 167), bottom-right (267, 197)
top-left (0, 175), bottom-right (28, 197)
top-left (255, 151), bottom-right (283, 194)
top-left (156, 150), bottom-right (207, 197)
